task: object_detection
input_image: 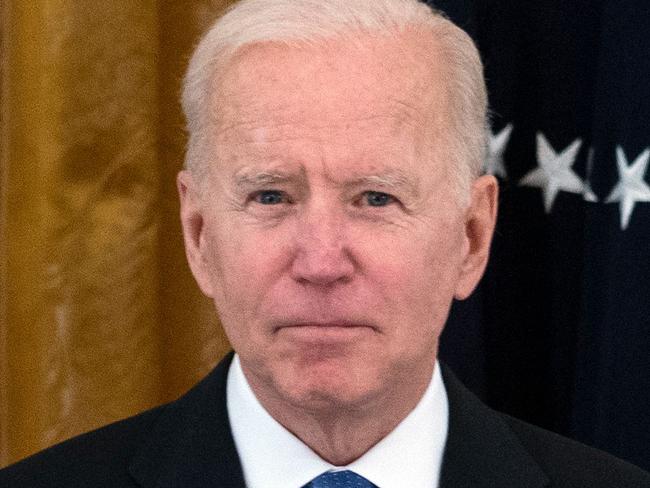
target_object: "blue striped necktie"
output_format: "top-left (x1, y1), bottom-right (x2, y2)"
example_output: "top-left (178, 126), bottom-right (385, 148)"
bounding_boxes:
top-left (303, 470), bottom-right (378, 488)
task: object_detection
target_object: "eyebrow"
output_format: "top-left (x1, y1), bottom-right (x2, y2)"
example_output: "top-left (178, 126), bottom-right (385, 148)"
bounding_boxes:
top-left (232, 168), bottom-right (305, 191)
top-left (344, 170), bottom-right (420, 198)
top-left (232, 167), bottom-right (419, 197)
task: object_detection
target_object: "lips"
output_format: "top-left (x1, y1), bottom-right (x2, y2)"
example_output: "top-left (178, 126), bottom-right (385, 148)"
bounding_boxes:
top-left (288, 322), bottom-right (366, 328)
top-left (274, 322), bottom-right (377, 344)
top-left (274, 321), bottom-right (376, 332)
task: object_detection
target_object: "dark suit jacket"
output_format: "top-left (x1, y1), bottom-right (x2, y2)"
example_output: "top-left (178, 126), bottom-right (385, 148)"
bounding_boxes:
top-left (1, 353), bottom-right (649, 487)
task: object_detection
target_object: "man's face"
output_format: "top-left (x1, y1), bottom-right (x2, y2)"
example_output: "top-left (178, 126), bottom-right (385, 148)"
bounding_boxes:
top-left (179, 31), bottom-right (496, 413)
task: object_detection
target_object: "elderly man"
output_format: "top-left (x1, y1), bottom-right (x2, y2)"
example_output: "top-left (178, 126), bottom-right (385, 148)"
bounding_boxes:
top-left (2, 0), bottom-right (649, 487)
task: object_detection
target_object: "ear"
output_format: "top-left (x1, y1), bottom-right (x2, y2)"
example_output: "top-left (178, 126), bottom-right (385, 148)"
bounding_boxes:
top-left (454, 175), bottom-right (499, 300)
top-left (177, 170), bottom-right (215, 298)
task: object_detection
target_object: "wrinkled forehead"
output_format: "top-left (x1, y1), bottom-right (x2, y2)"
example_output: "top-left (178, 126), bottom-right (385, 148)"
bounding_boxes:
top-left (209, 28), bottom-right (450, 141)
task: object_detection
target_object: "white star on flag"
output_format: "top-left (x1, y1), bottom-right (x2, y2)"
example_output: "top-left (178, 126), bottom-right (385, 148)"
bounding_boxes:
top-left (519, 133), bottom-right (584, 213)
top-left (583, 182), bottom-right (599, 203)
top-left (605, 147), bottom-right (650, 230)
top-left (484, 124), bottom-right (513, 178)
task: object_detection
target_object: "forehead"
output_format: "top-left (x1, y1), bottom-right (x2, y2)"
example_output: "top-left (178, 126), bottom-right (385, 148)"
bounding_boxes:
top-left (208, 29), bottom-right (450, 179)
top-left (216, 28), bottom-right (446, 123)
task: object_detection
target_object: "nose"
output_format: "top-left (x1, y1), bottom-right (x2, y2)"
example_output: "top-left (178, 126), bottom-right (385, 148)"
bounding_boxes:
top-left (290, 206), bottom-right (355, 286)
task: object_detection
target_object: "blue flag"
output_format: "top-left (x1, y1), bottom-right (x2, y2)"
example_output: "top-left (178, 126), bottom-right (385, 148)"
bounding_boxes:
top-left (436, 0), bottom-right (650, 471)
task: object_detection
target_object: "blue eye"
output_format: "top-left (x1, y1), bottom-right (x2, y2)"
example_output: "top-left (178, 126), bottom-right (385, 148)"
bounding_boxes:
top-left (255, 190), bottom-right (286, 205)
top-left (364, 191), bottom-right (393, 207)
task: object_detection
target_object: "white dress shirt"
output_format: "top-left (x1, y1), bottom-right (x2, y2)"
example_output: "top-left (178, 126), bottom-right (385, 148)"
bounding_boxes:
top-left (227, 354), bottom-right (449, 488)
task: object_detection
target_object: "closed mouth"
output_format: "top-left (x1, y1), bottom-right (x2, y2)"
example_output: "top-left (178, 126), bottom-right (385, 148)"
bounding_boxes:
top-left (275, 322), bottom-right (376, 332)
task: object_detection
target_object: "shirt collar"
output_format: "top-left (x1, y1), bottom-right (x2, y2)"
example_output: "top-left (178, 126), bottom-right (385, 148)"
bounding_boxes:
top-left (227, 354), bottom-right (448, 488)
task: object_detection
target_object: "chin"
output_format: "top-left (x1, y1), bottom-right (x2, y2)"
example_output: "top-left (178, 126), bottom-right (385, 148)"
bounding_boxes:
top-left (274, 355), bottom-right (384, 411)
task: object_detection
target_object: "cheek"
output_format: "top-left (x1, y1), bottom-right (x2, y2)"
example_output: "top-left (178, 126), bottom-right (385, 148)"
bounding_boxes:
top-left (203, 220), bottom-right (291, 316)
top-left (360, 224), bottom-right (464, 319)
top-left (202, 230), bottom-right (267, 351)
top-left (364, 222), bottom-right (462, 279)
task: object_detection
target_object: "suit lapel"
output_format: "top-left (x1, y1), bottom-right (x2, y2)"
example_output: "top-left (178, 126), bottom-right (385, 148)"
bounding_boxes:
top-left (439, 365), bottom-right (550, 488)
top-left (127, 355), bottom-right (551, 487)
top-left (128, 353), bottom-right (246, 488)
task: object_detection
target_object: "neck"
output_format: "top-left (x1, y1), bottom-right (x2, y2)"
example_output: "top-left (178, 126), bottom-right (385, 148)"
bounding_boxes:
top-left (243, 362), bottom-right (434, 466)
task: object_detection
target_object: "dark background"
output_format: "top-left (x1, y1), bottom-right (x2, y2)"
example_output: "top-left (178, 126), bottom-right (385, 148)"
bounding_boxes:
top-left (435, 0), bottom-right (650, 471)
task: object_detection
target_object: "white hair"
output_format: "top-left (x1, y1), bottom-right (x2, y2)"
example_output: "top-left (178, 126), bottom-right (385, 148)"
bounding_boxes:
top-left (181, 0), bottom-right (488, 205)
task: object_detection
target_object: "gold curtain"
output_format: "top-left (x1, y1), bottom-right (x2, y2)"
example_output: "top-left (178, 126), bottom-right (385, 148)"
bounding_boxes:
top-left (0, 0), bottom-right (235, 467)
